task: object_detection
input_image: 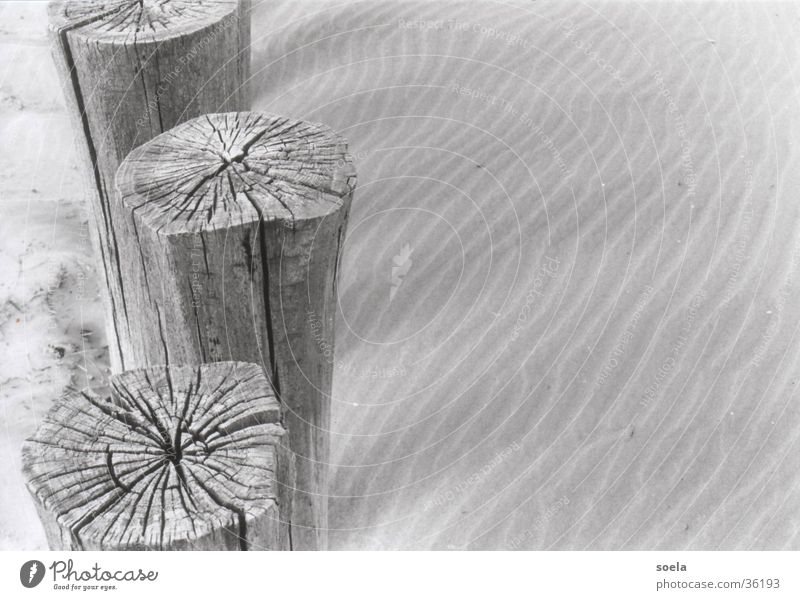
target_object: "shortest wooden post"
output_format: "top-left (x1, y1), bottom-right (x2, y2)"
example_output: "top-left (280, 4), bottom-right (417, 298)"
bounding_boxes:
top-left (22, 362), bottom-right (292, 551)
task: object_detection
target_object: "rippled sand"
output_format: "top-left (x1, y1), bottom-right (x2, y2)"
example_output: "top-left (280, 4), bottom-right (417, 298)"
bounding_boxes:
top-left (2, 1), bottom-right (800, 550)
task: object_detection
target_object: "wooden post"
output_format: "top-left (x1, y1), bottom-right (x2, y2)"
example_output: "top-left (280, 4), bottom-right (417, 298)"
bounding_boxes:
top-left (21, 362), bottom-right (292, 551)
top-left (47, 0), bottom-right (251, 371)
top-left (112, 111), bottom-right (356, 550)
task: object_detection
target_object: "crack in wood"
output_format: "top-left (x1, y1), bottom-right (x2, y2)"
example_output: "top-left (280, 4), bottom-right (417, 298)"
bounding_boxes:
top-left (56, 0), bottom-right (236, 37)
top-left (22, 362), bottom-right (291, 550)
top-left (118, 112), bottom-right (354, 233)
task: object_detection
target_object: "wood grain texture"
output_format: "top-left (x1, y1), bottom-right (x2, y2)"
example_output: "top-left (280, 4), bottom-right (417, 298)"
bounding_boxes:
top-left (113, 111), bottom-right (357, 550)
top-left (21, 362), bottom-right (291, 551)
top-left (47, 0), bottom-right (250, 371)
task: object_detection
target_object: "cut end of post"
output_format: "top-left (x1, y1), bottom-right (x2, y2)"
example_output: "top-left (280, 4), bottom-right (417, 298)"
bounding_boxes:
top-left (48, 0), bottom-right (240, 41)
top-left (21, 362), bottom-right (291, 551)
top-left (115, 112), bottom-right (357, 235)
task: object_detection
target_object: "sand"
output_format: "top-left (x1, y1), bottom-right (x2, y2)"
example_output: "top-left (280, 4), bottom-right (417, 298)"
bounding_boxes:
top-left (2, 0), bottom-right (800, 550)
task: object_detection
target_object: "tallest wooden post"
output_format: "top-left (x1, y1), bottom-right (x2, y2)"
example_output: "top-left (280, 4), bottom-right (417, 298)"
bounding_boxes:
top-left (47, 0), bottom-right (251, 371)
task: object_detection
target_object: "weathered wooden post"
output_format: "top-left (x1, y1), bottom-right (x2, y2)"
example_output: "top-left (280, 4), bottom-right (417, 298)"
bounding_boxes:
top-left (22, 362), bottom-right (292, 550)
top-left (111, 111), bottom-right (356, 550)
top-left (47, 0), bottom-right (251, 371)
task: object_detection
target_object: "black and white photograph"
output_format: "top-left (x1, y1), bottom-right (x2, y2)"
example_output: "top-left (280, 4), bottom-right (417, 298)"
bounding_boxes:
top-left (0, 0), bottom-right (798, 596)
